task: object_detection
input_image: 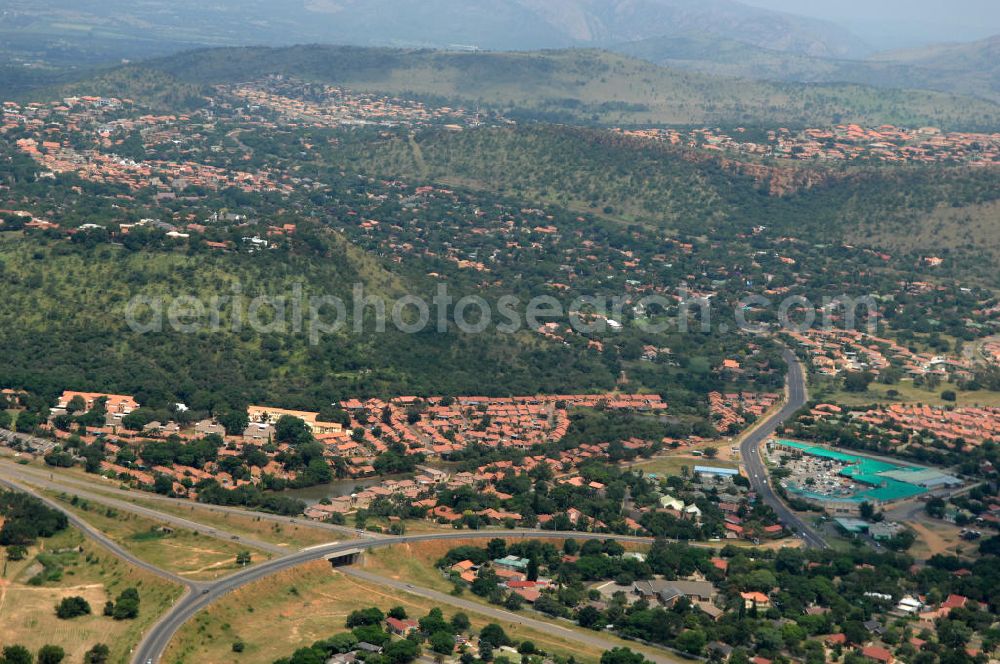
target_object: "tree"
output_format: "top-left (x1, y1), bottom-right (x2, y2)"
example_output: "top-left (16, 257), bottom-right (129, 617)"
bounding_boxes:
top-left (6, 544), bottom-right (28, 561)
top-left (926, 497), bottom-right (947, 519)
top-left (37, 645), bottom-right (64, 664)
top-left (503, 593), bottom-right (523, 611)
top-left (600, 647), bottom-right (649, 664)
top-left (388, 606), bottom-right (408, 620)
top-left (703, 446), bottom-right (719, 459)
top-left (577, 605), bottom-right (603, 629)
top-left (419, 607), bottom-right (449, 635)
top-left (675, 629), bottom-right (706, 655)
top-left (1, 645), bottom-right (33, 664)
top-left (153, 474), bottom-right (173, 495)
top-left (429, 631), bottom-right (456, 655)
top-left (450, 612), bottom-right (470, 632)
top-left (218, 410), bottom-right (250, 436)
top-left (236, 551), bottom-right (252, 566)
top-left (322, 633), bottom-right (358, 654)
top-left (937, 620), bottom-right (972, 649)
top-left (384, 638), bottom-right (420, 664)
top-left (84, 644), bottom-right (110, 664)
top-left (111, 588), bottom-right (140, 620)
top-left (487, 538), bottom-right (507, 560)
top-left (843, 620), bottom-right (868, 645)
top-left (55, 596), bottom-right (91, 619)
top-left (66, 395), bottom-right (86, 414)
top-left (479, 623), bottom-right (510, 649)
top-left (527, 556), bottom-right (539, 581)
top-left (346, 607), bottom-right (385, 627)
top-left (843, 372), bottom-right (874, 393)
top-left (275, 415), bottom-right (312, 445)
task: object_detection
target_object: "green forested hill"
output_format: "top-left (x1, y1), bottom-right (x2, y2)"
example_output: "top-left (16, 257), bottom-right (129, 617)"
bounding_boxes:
top-left (0, 236), bottom-right (619, 411)
top-left (335, 124), bottom-right (1000, 268)
top-left (48, 45), bottom-right (1000, 130)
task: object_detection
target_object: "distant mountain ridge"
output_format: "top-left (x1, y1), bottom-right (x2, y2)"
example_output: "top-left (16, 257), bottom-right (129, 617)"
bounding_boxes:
top-left (612, 32), bottom-right (1000, 102)
top-left (1, 0), bottom-right (870, 57)
top-left (46, 45), bottom-right (1000, 131)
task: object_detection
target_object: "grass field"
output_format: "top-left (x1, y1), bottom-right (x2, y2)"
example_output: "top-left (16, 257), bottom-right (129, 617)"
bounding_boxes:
top-left (7, 460), bottom-right (346, 549)
top-left (46, 490), bottom-right (272, 580)
top-left (849, 199), bottom-right (1000, 267)
top-left (122, 497), bottom-right (342, 548)
top-left (162, 559), bottom-right (655, 664)
top-left (1, 527), bottom-right (183, 664)
top-left (626, 455), bottom-right (739, 479)
top-left (819, 379), bottom-right (1000, 408)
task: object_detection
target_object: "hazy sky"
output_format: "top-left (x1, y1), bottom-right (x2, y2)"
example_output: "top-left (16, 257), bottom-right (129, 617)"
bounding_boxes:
top-left (739, 0), bottom-right (1000, 50)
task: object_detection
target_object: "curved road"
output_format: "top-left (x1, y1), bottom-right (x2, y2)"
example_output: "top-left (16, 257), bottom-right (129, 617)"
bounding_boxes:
top-left (0, 454), bottom-right (368, 540)
top-left (3, 355), bottom-right (815, 663)
top-left (1, 471), bottom-right (676, 664)
top-left (0, 476), bottom-right (196, 589)
top-left (0, 465), bottom-right (288, 555)
top-left (133, 529), bottom-right (673, 664)
top-left (739, 349), bottom-right (826, 549)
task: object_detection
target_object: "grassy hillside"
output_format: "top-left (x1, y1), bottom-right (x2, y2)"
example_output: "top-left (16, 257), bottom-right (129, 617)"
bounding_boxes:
top-left (49, 45), bottom-right (1000, 130)
top-left (338, 123), bottom-right (1000, 264)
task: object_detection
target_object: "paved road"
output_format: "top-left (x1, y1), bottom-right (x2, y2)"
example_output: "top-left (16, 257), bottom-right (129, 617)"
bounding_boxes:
top-left (3, 353), bottom-right (816, 663)
top-left (0, 453), bottom-right (368, 540)
top-left (0, 464), bottom-right (289, 555)
top-left (340, 568), bottom-right (693, 664)
top-left (132, 529), bottom-right (670, 664)
top-left (739, 350), bottom-right (827, 549)
top-left (0, 475), bottom-right (197, 589)
top-left (0, 473), bottom-right (670, 664)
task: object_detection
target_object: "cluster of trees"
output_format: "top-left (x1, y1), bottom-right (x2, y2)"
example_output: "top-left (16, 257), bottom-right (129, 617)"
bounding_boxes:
top-left (103, 587), bottom-right (141, 620)
top-left (0, 490), bottom-right (69, 546)
top-left (193, 480), bottom-right (306, 516)
top-left (0, 644), bottom-right (67, 664)
top-left (434, 537), bottom-right (1000, 663)
top-left (0, 642), bottom-right (108, 663)
top-left (271, 603), bottom-right (525, 664)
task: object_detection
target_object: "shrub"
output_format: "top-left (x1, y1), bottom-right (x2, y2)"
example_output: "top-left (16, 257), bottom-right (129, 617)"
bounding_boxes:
top-left (55, 595), bottom-right (91, 619)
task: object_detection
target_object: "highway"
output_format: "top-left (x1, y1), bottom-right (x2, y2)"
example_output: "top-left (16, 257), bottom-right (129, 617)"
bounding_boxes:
top-left (0, 461), bottom-right (676, 664)
top-left (0, 475), bottom-right (197, 589)
top-left (1, 353), bottom-right (817, 663)
top-left (739, 349), bottom-right (827, 549)
top-left (0, 464), bottom-right (289, 555)
top-left (0, 454), bottom-right (370, 540)
top-left (132, 529), bottom-right (673, 664)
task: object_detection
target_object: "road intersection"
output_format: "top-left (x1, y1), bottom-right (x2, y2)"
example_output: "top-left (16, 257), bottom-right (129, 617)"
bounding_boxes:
top-left (0, 356), bottom-right (823, 663)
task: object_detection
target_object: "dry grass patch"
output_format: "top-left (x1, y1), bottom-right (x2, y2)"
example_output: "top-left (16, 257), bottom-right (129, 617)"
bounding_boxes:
top-left (1, 526), bottom-right (183, 664)
top-left (628, 455), bottom-right (738, 479)
top-left (46, 490), bottom-right (271, 580)
top-left (164, 561), bottom-right (640, 664)
top-left (114, 495), bottom-right (340, 548)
